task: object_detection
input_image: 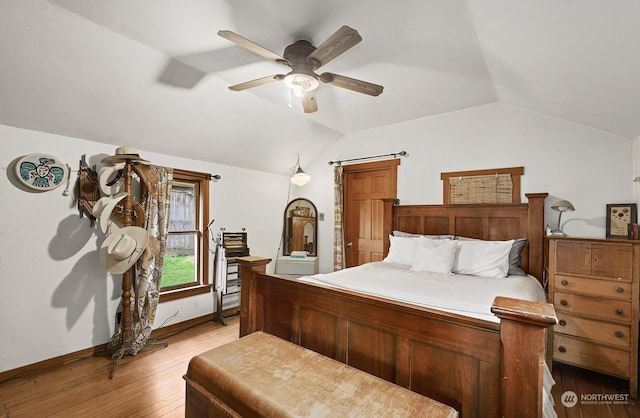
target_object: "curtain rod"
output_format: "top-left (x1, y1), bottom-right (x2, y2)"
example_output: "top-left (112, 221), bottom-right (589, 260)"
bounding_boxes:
top-left (328, 151), bottom-right (407, 166)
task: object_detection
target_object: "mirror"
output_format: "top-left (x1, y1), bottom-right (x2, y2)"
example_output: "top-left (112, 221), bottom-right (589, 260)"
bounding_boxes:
top-left (283, 198), bottom-right (318, 257)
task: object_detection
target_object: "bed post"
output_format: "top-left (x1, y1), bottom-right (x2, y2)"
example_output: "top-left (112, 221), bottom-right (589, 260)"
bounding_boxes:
top-left (382, 198), bottom-right (399, 257)
top-left (237, 256), bottom-right (271, 337)
top-left (524, 193), bottom-right (548, 281)
top-left (491, 296), bottom-right (556, 418)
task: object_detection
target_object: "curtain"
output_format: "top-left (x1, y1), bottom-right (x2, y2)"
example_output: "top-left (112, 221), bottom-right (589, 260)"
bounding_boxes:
top-left (333, 166), bottom-right (345, 271)
top-left (108, 165), bottom-right (173, 355)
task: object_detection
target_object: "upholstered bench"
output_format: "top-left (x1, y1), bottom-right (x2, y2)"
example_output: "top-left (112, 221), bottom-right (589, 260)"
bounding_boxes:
top-left (184, 331), bottom-right (458, 417)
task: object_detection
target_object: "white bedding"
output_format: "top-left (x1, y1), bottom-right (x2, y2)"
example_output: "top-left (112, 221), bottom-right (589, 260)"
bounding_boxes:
top-left (298, 261), bottom-right (547, 323)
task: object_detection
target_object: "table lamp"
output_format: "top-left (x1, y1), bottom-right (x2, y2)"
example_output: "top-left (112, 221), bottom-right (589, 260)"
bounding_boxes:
top-left (550, 200), bottom-right (575, 235)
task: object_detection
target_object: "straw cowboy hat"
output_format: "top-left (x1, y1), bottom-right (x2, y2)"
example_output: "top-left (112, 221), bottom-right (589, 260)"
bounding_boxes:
top-left (92, 192), bottom-right (127, 233)
top-left (99, 226), bottom-right (150, 274)
top-left (101, 145), bottom-right (148, 165)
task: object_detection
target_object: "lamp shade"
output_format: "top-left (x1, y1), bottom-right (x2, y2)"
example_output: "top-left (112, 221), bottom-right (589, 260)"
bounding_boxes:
top-left (551, 200), bottom-right (575, 212)
top-left (290, 167), bottom-right (311, 186)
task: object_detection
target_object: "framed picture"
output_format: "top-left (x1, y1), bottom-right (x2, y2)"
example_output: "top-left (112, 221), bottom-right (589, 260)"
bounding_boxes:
top-left (606, 203), bottom-right (637, 239)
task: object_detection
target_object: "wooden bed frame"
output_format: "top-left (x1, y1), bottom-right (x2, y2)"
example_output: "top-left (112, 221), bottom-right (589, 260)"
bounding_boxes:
top-left (238, 193), bottom-right (557, 418)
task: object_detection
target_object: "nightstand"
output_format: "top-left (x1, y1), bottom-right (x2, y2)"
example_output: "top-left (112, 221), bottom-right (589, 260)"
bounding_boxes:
top-left (547, 236), bottom-right (640, 398)
top-left (275, 256), bottom-right (319, 278)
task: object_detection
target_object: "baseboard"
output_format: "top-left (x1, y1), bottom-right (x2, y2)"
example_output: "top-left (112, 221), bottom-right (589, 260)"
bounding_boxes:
top-left (0, 342), bottom-right (110, 384)
top-left (0, 311), bottom-right (233, 384)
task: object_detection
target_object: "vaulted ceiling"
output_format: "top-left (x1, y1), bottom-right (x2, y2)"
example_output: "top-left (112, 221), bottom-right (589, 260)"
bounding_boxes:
top-left (1, 1), bottom-right (639, 175)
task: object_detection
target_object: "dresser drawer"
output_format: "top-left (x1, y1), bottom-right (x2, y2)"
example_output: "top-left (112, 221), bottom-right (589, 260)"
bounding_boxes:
top-left (553, 291), bottom-right (632, 323)
top-left (554, 312), bottom-right (631, 348)
top-left (553, 334), bottom-right (630, 379)
top-left (554, 274), bottom-right (631, 300)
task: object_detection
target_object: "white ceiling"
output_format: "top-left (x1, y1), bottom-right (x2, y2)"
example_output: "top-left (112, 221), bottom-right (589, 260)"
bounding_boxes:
top-left (1, 0), bottom-right (639, 175)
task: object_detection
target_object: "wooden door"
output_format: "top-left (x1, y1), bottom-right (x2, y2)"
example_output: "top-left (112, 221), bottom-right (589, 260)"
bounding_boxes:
top-left (343, 160), bottom-right (399, 268)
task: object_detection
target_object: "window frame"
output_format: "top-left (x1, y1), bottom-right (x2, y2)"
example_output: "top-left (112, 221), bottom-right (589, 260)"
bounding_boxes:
top-left (159, 168), bottom-right (211, 302)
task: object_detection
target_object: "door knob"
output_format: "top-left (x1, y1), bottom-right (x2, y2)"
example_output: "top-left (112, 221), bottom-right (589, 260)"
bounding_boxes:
top-left (346, 242), bottom-right (353, 248)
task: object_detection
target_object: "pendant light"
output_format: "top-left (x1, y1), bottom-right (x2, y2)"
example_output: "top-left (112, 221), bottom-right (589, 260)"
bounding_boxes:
top-left (290, 155), bottom-right (311, 186)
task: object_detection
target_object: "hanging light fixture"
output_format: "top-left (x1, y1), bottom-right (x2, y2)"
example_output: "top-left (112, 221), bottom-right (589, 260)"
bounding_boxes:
top-left (290, 155), bottom-right (311, 186)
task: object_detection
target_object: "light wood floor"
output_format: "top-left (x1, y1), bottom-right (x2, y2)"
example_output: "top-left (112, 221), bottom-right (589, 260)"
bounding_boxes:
top-left (0, 316), bottom-right (239, 418)
top-left (1, 316), bottom-right (639, 418)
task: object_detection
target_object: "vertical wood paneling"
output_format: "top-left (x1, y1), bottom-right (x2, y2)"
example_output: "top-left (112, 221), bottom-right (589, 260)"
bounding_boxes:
top-left (299, 308), bottom-right (338, 359)
top-left (409, 341), bottom-right (480, 417)
top-left (262, 297), bottom-right (294, 342)
top-left (347, 322), bottom-right (396, 382)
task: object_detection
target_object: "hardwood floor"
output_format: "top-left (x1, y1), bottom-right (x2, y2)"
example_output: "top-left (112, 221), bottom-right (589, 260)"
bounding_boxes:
top-left (1, 316), bottom-right (639, 417)
top-left (552, 361), bottom-right (640, 418)
top-left (0, 317), bottom-right (239, 418)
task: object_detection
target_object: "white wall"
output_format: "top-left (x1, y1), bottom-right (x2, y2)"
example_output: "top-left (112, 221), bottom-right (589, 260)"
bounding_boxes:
top-left (634, 136), bottom-right (640, 202)
top-left (301, 103), bottom-right (635, 273)
top-left (0, 125), bottom-right (288, 373)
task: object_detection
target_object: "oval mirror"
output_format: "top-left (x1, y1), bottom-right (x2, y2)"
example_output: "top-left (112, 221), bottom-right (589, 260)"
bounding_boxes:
top-left (283, 198), bottom-right (318, 257)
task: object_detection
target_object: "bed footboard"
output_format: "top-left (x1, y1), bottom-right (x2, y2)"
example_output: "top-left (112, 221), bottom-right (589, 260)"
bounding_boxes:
top-left (238, 257), bottom-right (556, 418)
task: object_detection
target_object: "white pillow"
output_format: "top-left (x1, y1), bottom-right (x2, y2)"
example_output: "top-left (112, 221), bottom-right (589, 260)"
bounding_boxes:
top-left (410, 239), bottom-right (458, 274)
top-left (383, 235), bottom-right (418, 266)
top-left (453, 239), bottom-right (514, 278)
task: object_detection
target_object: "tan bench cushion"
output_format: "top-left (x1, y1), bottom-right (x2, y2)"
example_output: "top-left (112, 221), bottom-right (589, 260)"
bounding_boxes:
top-left (185, 331), bottom-right (458, 417)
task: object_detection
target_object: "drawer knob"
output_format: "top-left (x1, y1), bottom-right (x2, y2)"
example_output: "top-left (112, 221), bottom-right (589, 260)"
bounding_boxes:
top-left (560, 299), bottom-right (568, 307)
top-left (561, 279), bottom-right (569, 286)
top-left (615, 331), bottom-right (625, 339)
top-left (558, 319), bottom-right (567, 326)
top-left (558, 346), bottom-right (567, 353)
top-left (615, 286), bottom-right (624, 294)
top-left (616, 308), bottom-right (625, 316)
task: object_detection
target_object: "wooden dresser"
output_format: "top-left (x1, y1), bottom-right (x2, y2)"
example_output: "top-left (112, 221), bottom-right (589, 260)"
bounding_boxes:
top-left (547, 236), bottom-right (640, 397)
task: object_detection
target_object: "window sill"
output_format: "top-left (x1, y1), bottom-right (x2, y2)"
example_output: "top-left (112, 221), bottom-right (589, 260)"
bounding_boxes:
top-left (159, 284), bottom-right (211, 303)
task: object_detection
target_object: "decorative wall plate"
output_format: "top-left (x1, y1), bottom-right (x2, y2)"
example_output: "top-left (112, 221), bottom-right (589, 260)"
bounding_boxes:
top-left (15, 153), bottom-right (69, 191)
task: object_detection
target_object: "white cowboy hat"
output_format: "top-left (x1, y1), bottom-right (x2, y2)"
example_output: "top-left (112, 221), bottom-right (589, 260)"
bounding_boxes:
top-left (99, 226), bottom-right (150, 274)
top-left (101, 145), bottom-right (149, 165)
top-left (92, 192), bottom-right (127, 233)
top-left (98, 163), bottom-right (125, 196)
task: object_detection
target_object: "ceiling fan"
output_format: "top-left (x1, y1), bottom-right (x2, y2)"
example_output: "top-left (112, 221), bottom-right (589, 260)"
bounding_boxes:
top-left (217, 26), bottom-right (383, 113)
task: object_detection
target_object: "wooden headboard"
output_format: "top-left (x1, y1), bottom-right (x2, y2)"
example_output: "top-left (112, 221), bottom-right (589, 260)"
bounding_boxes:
top-left (382, 193), bottom-right (548, 282)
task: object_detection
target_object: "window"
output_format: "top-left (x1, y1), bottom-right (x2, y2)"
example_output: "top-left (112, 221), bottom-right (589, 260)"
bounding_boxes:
top-left (160, 169), bottom-right (210, 302)
top-left (440, 167), bottom-right (524, 204)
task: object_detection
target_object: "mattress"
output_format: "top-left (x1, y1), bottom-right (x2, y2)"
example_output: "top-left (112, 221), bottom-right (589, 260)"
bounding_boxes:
top-left (299, 261), bottom-right (547, 323)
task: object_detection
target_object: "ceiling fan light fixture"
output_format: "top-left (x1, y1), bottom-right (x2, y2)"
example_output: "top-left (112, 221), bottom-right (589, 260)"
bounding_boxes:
top-left (284, 73), bottom-right (319, 97)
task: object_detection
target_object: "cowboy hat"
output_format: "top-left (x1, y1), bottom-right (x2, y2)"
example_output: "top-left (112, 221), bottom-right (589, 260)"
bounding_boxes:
top-left (99, 226), bottom-right (150, 274)
top-left (101, 146), bottom-right (149, 165)
top-left (92, 192), bottom-right (127, 233)
top-left (98, 163), bottom-right (125, 196)
top-left (111, 196), bottom-right (146, 228)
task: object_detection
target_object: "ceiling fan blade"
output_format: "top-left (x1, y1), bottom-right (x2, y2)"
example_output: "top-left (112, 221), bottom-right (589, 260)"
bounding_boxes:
top-left (301, 91), bottom-right (318, 113)
top-left (307, 26), bottom-right (362, 68)
top-left (218, 30), bottom-right (286, 63)
top-left (228, 74), bottom-right (285, 91)
top-left (319, 72), bottom-right (383, 96)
